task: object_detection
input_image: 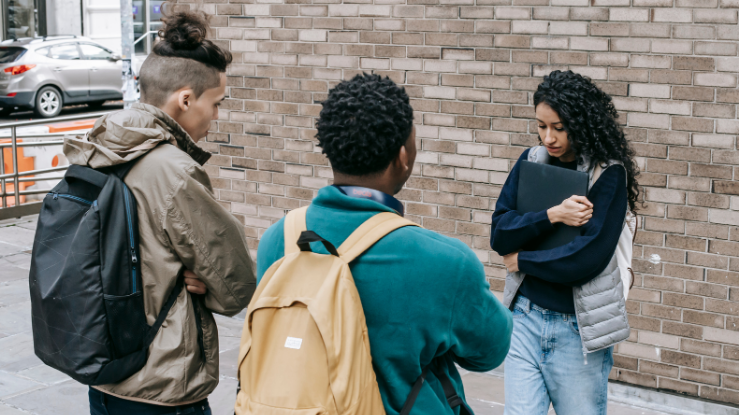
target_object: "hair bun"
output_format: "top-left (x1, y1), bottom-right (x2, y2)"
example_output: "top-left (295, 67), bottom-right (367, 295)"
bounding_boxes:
top-left (152, 8), bottom-right (232, 71)
top-left (158, 9), bottom-right (208, 51)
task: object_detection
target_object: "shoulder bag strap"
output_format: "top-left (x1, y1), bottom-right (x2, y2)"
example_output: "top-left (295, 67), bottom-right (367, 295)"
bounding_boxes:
top-left (284, 206), bottom-right (308, 257)
top-left (336, 212), bottom-right (419, 263)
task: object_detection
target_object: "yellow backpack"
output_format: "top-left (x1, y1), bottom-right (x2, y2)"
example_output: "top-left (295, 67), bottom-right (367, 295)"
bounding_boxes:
top-left (235, 207), bottom-right (419, 415)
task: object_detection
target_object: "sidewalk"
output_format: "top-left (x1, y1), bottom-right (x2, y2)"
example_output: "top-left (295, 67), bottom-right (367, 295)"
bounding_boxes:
top-left (0, 215), bottom-right (679, 414)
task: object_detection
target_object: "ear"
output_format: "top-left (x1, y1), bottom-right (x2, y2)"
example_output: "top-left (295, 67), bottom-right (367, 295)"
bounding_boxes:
top-left (397, 144), bottom-right (410, 172)
top-left (177, 88), bottom-right (194, 112)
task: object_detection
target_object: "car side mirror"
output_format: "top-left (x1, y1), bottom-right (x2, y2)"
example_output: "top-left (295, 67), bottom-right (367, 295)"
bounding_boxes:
top-left (109, 54), bottom-right (121, 61)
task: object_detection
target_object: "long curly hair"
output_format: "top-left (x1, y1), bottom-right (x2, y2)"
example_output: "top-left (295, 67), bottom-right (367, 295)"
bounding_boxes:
top-left (534, 70), bottom-right (641, 212)
top-left (316, 73), bottom-right (414, 176)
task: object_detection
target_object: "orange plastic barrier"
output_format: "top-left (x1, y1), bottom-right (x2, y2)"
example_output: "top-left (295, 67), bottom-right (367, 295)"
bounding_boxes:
top-left (1, 139), bottom-right (34, 206)
top-left (0, 118), bottom-right (95, 207)
top-left (47, 119), bottom-right (97, 133)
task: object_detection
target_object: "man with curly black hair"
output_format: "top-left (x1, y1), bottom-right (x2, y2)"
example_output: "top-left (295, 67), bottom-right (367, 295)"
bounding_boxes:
top-left (315, 73), bottom-right (416, 193)
top-left (256, 73), bottom-right (512, 414)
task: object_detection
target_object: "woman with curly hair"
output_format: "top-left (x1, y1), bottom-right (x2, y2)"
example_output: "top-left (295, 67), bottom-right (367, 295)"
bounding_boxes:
top-left (490, 70), bottom-right (640, 415)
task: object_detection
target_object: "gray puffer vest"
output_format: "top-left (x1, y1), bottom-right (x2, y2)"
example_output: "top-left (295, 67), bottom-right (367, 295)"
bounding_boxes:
top-left (502, 146), bottom-right (631, 354)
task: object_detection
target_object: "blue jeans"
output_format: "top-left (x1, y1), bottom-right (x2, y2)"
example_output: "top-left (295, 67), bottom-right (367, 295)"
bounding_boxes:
top-left (504, 295), bottom-right (613, 415)
top-left (89, 387), bottom-right (212, 415)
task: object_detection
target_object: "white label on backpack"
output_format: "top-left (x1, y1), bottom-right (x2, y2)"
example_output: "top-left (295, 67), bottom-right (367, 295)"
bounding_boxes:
top-left (285, 337), bottom-right (302, 349)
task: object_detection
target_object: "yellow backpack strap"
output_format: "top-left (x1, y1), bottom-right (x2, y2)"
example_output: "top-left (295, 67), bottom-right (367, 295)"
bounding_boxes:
top-left (283, 206), bottom-right (308, 257)
top-left (338, 212), bottom-right (420, 263)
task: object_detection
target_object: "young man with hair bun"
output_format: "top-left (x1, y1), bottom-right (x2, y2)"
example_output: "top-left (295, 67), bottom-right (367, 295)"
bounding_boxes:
top-left (63, 10), bottom-right (256, 415)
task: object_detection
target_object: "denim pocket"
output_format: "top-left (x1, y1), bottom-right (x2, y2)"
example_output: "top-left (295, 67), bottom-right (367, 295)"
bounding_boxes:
top-left (569, 319), bottom-right (580, 335)
top-left (512, 304), bottom-right (529, 320)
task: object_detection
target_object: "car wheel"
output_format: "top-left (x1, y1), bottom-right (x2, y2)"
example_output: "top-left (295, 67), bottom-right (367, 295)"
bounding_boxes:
top-left (35, 86), bottom-right (63, 118)
top-left (88, 100), bottom-right (106, 108)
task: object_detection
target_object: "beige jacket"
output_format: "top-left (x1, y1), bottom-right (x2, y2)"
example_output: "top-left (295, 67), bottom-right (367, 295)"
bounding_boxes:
top-left (64, 103), bottom-right (256, 405)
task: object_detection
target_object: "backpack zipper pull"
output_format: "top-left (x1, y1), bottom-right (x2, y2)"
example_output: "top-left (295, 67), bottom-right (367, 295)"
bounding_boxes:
top-left (131, 248), bottom-right (138, 264)
top-left (52, 192), bottom-right (58, 200)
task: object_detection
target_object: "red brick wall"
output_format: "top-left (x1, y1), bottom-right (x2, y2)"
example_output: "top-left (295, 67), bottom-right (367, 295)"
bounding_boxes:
top-left (192, 0), bottom-right (739, 405)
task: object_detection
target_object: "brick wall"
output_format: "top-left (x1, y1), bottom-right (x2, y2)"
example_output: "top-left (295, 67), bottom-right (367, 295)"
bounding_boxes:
top-left (191, 0), bottom-right (739, 405)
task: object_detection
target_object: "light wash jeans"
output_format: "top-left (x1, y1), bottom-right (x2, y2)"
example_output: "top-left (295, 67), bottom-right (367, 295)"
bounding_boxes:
top-left (504, 295), bottom-right (614, 415)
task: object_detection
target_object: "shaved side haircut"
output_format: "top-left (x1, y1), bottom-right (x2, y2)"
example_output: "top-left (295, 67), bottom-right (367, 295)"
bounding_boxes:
top-left (139, 56), bottom-right (221, 107)
top-left (139, 9), bottom-right (232, 108)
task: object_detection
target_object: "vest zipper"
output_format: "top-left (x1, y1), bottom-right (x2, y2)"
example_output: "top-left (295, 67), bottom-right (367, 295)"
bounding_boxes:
top-left (51, 193), bottom-right (93, 205)
top-left (123, 185), bottom-right (137, 293)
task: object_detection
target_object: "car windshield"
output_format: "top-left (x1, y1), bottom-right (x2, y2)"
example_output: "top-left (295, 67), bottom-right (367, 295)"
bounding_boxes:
top-left (0, 47), bottom-right (25, 64)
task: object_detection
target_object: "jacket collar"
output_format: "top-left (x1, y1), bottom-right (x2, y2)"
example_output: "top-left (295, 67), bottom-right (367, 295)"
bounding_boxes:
top-left (130, 103), bottom-right (211, 166)
top-left (313, 186), bottom-right (399, 215)
top-left (529, 145), bottom-right (592, 173)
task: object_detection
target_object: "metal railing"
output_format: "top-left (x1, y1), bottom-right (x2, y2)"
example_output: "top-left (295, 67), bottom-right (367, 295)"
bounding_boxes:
top-left (0, 112), bottom-right (111, 220)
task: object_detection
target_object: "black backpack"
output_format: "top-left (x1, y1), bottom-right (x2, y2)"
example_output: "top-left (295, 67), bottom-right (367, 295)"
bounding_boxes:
top-left (29, 163), bottom-right (182, 385)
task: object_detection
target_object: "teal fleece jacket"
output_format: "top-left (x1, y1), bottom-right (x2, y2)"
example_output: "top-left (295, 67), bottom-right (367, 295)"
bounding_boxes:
top-left (256, 186), bottom-right (513, 414)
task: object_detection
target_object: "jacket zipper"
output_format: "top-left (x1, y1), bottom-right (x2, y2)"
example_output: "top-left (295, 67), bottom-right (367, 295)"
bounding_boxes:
top-left (123, 185), bottom-right (138, 293)
top-left (52, 193), bottom-right (93, 205)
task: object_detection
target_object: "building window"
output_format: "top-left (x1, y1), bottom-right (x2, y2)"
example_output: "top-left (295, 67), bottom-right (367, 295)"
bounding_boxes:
top-left (132, 0), bottom-right (163, 55)
top-left (3, 0), bottom-right (38, 39)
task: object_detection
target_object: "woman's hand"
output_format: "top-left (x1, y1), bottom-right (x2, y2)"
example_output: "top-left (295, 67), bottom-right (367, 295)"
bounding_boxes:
top-left (184, 270), bottom-right (207, 295)
top-left (548, 195), bottom-right (593, 227)
top-left (504, 252), bottom-right (520, 273)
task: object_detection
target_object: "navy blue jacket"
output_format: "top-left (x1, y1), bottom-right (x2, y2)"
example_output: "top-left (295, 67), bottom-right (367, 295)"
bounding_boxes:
top-left (490, 149), bottom-right (627, 313)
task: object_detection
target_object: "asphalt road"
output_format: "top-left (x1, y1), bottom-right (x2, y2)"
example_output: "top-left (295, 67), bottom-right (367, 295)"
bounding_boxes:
top-left (0, 101), bottom-right (123, 124)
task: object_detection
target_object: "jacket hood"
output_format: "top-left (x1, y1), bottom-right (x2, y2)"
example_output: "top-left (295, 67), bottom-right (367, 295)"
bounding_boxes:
top-left (64, 103), bottom-right (211, 168)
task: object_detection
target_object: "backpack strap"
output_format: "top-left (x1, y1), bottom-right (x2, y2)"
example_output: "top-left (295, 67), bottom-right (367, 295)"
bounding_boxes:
top-left (399, 366), bottom-right (430, 415)
top-left (434, 368), bottom-right (473, 414)
top-left (337, 212), bottom-right (419, 263)
top-left (65, 164), bottom-right (109, 189)
top-left (284, 206), bottom-right (308, 256)
top-left (400, 364), bottom-right (474, 415)
top-left (106, 160), bottom-right (140, 181)
top-left (144, 273), bottom-right (184, 347)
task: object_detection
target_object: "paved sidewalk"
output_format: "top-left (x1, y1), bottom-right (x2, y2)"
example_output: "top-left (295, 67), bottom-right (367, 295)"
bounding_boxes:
top-left (0, 215), bottom-right (674, 414)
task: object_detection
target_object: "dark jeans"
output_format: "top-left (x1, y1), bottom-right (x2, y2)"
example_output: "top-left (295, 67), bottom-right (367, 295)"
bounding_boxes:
top-left (89, 387), bottom-right (212, 415)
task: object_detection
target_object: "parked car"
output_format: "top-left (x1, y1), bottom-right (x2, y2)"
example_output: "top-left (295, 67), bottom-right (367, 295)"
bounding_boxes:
top-left (0, 36), bottom-right (123, 118)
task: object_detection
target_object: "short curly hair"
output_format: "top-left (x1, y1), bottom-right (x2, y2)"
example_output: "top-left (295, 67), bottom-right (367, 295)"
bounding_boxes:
top-left (534, 70), bottom-right (641, 211)
top-left (316, 73), bottom-right (414, 176)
